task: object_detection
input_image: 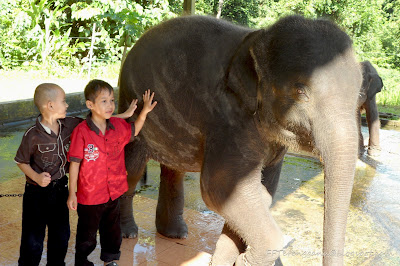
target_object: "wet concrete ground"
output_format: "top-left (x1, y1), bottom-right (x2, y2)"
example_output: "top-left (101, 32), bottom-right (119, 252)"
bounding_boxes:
top-left (1, 121), bottom-right (400, 265)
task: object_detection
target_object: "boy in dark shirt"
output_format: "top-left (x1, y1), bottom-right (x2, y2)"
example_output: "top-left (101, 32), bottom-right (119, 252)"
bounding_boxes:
top-left (15, 83), bottom-right (81, 265)
top-left (67, 79), bottom-right (157, 266)
top-left (15, 83), bottom-right (137, 265)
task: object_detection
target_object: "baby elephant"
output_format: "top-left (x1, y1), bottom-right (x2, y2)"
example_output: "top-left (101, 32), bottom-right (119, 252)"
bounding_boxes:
top-left (358, 60), bottom-right (383, 156)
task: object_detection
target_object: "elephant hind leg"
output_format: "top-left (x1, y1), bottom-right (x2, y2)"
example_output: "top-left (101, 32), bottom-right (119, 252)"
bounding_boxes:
top-left (121, 140), bottom-right (149, 239)
top-left (156, 164), bottom-right (188, 239)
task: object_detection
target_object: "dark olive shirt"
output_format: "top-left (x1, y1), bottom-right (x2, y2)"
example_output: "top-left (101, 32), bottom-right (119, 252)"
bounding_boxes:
top-left (15, 115), bottom-right (83, 184)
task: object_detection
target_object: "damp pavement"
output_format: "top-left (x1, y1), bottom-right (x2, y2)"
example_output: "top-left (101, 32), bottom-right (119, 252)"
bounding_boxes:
top-left (1, 120), bottom-right (400, 265)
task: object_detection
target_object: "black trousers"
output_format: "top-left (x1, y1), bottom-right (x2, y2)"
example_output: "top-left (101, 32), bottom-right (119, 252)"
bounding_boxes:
top-left (75, 197), bottom-right (122, 266)
top-left (18, 176), bottom-right (70, 266)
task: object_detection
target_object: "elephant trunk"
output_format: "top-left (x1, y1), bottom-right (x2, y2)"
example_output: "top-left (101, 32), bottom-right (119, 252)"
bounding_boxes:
top-left (313, 112), bottom-right (358, 265)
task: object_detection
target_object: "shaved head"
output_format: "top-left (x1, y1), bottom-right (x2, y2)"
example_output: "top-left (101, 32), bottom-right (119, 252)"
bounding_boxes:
top-left (34, 83), bottom-right (63, 111)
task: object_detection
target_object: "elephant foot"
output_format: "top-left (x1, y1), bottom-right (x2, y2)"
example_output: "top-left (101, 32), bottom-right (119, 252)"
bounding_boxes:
top-left (156, 215), bottom-right (188, 239)
top-left (209, 255), bottom-right (231, 266)
top-left (235, 253), bottom-right (277, 266)
top-left (367, 146), bottom-right (381, 157)
top-left (121, 219), bottom-right (138, 239)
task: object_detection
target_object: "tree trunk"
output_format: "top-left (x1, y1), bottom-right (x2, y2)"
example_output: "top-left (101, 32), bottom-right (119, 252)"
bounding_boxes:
top-left (216, 0), bottom-right (224, 19)
top-left (118, 34), bottom-right (130, 87)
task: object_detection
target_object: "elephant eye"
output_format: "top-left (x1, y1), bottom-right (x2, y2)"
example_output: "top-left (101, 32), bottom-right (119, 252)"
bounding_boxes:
top-left (294, 83), bottom-right (309, 101)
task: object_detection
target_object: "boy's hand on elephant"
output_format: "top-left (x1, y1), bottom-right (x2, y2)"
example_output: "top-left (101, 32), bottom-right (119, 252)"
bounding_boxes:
top-left (123, 99), bottom-right (138, 118)
top-left (142, 89), bottom-right (157, 114)
top-left (34, 172), bottom-right (51, 187)
top-left (67, 193), bottom-right (78, 211)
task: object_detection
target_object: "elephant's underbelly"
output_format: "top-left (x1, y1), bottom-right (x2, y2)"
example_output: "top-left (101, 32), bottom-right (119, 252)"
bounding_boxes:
top-left (141, 112), bottom-right (205, 172)
top-left (147, 139), bottom-right (202, 171)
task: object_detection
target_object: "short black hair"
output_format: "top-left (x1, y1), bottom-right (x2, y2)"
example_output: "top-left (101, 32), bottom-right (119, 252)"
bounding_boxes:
top-left (34, 83), bottom-right (63, 111)
top-left (84, 79), bottom-right (114, 103)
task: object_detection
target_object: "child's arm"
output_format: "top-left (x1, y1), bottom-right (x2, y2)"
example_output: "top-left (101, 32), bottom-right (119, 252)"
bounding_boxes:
top-left (67, 161), bottom-right (80, 211)
top-left (17, 163), bottom-right (51, 187)
top-left (134, 89), bottom-right (157, 136)
top-left (113, 99), bottom-right (138, 119)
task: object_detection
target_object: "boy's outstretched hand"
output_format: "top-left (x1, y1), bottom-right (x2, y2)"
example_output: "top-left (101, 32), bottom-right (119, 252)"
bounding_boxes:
top-left (133, 90), bottom-right (157, 136)
top-left (117, 99), bottom-right (138, 119)
top-left (142, 89), bottom-right (157, 114)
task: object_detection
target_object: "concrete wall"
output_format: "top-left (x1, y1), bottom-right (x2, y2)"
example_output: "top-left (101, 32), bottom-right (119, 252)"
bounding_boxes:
top-left (0, 89), bottom-right (119, 126)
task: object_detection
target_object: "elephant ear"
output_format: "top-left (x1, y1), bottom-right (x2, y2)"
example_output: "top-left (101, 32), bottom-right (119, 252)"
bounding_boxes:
top-left (366, 74), bottom-right (383, 99)
top-left (226, 31), bottom-right (265, 115)
top-left (362, 61), bottom-right (384, 100)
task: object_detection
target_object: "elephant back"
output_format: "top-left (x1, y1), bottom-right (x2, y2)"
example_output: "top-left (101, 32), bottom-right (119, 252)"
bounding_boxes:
top-left (120, 15), bottom-right (252, 112)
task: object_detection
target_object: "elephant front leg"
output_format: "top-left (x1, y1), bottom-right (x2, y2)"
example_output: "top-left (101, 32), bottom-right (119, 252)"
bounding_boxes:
top-left (364, 97), bottom-right (381, 156)
top-left (202, 161), bottom-right (283, 265)
top-left (357, 109), bottom-right (366, 156)
top-left (211, 224), bottom-right (246, 265)
top-left (209, 182), bottom-right (283, 266)
top-left (156, 164), bottom-right (188, 239)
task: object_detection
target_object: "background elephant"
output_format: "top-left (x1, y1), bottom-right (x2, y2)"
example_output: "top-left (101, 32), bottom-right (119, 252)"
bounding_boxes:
top-left (118, 15), bottom-right (362, 265)
top-left (358, 60), bottom-right (383, 156)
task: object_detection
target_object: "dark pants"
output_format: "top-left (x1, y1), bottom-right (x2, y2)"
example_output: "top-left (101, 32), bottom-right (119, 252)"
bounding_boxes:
top-left (75, 197), bottom-right (122, 266)
top-left (18, 176), bottom-right (70, 266)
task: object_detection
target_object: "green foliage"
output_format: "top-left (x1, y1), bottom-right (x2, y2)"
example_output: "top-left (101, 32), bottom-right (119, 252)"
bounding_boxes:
top-left (376, 66), bottom-right (400, 106)
top-left (220, 0), bottom-right (260, 26)
top-left (0, 0), bottom-right (76, 69)
top-left (377, 104), bottom-right (400, 117)
top-left (195, 0), bottom-right (261, 26)
top-left (195, 0), bottom-right (216, 16)
top-left (0, 0), bottom-right (174, 69)
top-left (168, 0), bottom-right (184, 14)
top-left (0, 0), bottom-right (31, 68)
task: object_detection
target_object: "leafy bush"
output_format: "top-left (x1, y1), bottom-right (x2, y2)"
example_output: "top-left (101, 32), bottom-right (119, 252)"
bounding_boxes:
top-left (376, 67), bottom-right (400, 106)
top-left (0, 0), bottom-right (175, 70)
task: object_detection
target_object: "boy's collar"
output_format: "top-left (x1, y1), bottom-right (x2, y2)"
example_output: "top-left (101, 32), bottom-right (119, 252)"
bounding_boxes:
top-left (86, 113), bottom-right (115, 135)
top-left (37, 115), bottom-right (62, 135)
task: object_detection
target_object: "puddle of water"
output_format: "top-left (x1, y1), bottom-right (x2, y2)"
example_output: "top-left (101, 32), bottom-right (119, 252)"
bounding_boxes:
top-left (138, 154), bottom-right (323, 212)
top-left (358, 127), bottom-right (400, 254)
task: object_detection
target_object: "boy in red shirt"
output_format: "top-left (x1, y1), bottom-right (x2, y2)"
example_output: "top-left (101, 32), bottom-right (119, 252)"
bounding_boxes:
top-left (67, 79), bottom-right (157, 266)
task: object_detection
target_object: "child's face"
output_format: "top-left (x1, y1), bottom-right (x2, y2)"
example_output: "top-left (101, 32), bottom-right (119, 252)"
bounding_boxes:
top-left (88, 89), bottom-right (115, 120)
top-left (51, 89), bottom-right (68, 119)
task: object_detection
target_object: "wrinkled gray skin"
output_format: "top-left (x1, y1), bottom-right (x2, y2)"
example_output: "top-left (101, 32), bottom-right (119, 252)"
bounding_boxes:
top-left (119, 15), bottom-right (362, 265)
top-left (358, 60), bottom-right (383, 156)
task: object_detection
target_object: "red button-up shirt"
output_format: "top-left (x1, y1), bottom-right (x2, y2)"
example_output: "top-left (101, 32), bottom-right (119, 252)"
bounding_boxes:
top-left (68, 115), bottom-right (134, 205)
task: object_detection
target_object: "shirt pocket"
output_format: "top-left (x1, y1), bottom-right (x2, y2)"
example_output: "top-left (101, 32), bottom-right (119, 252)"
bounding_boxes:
top-left (38, 143), bottom-right (57, 153)
top-left (108, 138), bottom-right (124, 157)
top-left (37, 143), bottom-right (58, 172)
